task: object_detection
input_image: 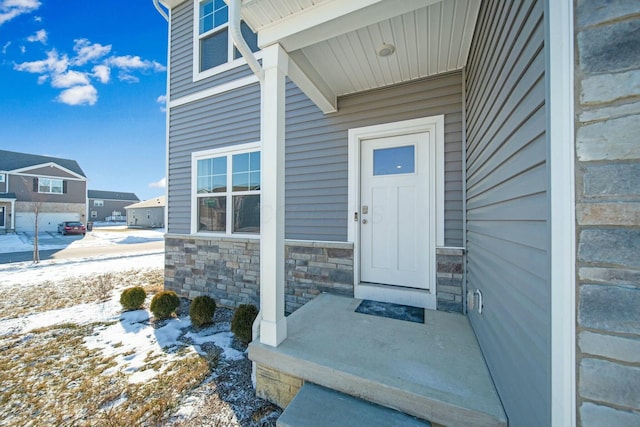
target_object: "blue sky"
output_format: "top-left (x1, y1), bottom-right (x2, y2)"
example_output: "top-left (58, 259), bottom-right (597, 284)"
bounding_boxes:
top-left (0, 0), bottom-right (168, 201)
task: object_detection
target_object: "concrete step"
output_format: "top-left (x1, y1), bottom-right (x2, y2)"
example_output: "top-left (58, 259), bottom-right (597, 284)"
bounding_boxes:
top-left (250, 295), bottom-right (507, 427)
top-left (277, 382), bottom-right (432, 427)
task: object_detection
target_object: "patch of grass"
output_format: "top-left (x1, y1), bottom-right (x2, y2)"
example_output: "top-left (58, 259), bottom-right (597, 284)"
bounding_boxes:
top-left (0, 322), bottom-right (211, 427)
top-left (0, 268), bottom-right (164, 320)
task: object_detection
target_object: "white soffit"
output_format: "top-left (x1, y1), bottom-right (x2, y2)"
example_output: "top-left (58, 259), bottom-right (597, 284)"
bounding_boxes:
top-left (244, 0), bottom-right (481, 97)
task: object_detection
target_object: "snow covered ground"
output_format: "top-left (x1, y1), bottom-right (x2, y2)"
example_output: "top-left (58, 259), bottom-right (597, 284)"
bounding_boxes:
top-left (0, 248), bottom-right (279, 426)
top-left (0, 223), bottom-right (164, 254)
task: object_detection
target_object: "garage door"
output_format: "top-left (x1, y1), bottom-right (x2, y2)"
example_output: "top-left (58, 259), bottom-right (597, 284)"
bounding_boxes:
top-left (15, 212), bottom-right (81, 233)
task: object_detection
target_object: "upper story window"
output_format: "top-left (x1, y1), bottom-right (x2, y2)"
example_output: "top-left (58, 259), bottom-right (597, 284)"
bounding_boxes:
top-left (0, 174), bottom-right (5, 183)
top-left (38, 178), bottom-right (64, 194)
top-left (195, 0), bottom-right (260, 77)
top-left (94, 200), bottom-right (104, 207)
top-left (192, 143), bottom-right (260, 235)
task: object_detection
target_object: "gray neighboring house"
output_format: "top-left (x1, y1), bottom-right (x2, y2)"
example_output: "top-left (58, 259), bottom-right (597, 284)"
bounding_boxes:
top-left (155, 1), bottom-right (640, 426)
top-left (0, 149), bottom-right (87, 233)
top-left (125, 196), bottom-right (165, 228)
top-left (88, 190), bottom-right (139, 222)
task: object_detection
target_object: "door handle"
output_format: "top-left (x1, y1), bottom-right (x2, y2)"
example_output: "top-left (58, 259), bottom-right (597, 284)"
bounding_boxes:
top-left (362, 219), bottom-right (368, 224)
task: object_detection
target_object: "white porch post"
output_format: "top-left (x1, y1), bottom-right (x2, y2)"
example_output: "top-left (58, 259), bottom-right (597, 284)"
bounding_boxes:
top-left (10, 199), bottom-right (15, 230)
top-left (259, 43), bottom-right (287, 347)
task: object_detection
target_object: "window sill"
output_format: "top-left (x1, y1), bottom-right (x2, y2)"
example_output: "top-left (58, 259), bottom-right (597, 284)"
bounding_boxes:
top-left (193, 51), bottom-right (263, 83)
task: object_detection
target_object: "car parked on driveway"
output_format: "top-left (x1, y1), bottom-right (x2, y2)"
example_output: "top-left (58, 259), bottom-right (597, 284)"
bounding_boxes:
top-left (57, 221), bottom-right (86, 236)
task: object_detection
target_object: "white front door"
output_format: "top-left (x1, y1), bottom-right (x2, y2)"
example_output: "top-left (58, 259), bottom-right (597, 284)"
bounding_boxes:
top-left (360, 132), bottom-right (430, 290)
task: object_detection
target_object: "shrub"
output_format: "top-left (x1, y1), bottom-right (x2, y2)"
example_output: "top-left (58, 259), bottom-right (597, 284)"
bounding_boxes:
top-left (120, 286), bottom-right (146, 311)
top-left (231, 304), bottom-right (259, 343)
top-left (150, 291), bottom-right (180, 319)
top-left (190, 295), bottom-right (217, 327)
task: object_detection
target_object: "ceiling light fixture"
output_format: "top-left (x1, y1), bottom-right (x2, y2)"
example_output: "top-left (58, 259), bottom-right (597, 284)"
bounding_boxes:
top-left (376, 43), bottom-right (396, 57)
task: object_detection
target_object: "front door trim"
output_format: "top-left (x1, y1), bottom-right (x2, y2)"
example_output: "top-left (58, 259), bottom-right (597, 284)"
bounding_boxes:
top-left (348, 116), bottom-right (445, 309)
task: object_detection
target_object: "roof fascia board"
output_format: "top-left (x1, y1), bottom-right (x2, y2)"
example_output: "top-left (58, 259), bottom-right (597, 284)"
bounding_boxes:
top-left (258, 0), bottom-right (439, 51)
top-left (89, 197), bottom-right (139, 201)
top-left (9, 162), bottom-right (86, 180)
top-left (288, 51), bottom-right (337, 113)
top-left (159, 0), bottom-right (188, 8)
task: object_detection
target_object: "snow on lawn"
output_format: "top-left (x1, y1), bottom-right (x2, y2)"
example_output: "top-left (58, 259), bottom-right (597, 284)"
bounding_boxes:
top-left (0, 251), bottom-right (164, 287)
top-left (0, 253), bottom-right (244, 385)
top-left (0, 251), bottom-right (279, 426)
top-left (0, 225), bottom-right (164, 254)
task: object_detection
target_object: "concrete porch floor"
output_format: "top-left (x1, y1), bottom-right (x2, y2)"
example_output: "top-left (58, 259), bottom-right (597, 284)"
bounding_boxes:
top-left (249, 294), bottom-right (507, 427)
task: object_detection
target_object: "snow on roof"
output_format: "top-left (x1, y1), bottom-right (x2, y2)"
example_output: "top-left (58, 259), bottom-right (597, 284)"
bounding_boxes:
top-left (125, 196), bottom-right (166, 209)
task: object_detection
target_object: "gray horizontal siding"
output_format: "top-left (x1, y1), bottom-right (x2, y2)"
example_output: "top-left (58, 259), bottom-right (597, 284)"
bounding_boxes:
top-left (167, 67), bottom-right (464, 244)
top-left (285, 72), bottom-right (464, 245)
top-left (464, 0), bottom-right (550, 426)
top-left (167, 83), bottom-right (261, 234)
top-left (169, 0), bottom-right (256, 100)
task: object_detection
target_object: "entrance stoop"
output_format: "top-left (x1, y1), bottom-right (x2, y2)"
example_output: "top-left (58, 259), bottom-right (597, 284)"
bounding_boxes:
top-left (249, 294), bottom-right (507, 427)
top-left (277, 382), bottom-right (432, 427)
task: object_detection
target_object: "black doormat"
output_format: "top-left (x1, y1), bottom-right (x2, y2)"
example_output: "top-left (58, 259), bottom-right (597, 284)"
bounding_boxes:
top-left (355, 299), bottom-right (425, 324)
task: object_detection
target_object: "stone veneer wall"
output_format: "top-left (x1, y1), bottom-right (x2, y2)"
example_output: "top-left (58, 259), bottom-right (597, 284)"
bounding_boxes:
top-left (575, 2), bottom-right (640, 426)
top-left (165, 234), bottom-right (464, 315)
top-left (284, 241), bottom-right (354, 313)
top-left (164, 235), bottom-right (354, 313)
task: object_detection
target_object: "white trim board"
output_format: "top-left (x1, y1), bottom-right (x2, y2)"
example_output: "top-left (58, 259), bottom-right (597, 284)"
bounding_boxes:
top-left (546, 0), bottom-right (576, 425)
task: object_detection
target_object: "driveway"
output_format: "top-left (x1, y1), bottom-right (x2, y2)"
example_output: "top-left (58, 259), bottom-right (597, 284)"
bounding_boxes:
top-left (0, 227), bottom-right (165, 264)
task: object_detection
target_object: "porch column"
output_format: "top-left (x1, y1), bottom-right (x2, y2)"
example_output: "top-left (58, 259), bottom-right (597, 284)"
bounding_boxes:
top-left (10, 199), bottom-right (15, 230)
top-left (259, 43), bottom-right (287, 347)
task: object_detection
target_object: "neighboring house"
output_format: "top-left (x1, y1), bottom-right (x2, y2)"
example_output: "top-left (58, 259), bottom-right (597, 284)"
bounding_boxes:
top-left (88, 190), bottom-right (139, 222)
top-left (125, 196), bottom-right (165, 228)
top-left (0, 149), bottom-right (87, 233)
top-left (155, 1), bottom-right (639, 426)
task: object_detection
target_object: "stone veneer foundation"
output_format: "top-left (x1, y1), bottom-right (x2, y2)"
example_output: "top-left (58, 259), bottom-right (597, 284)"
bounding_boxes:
top-left (165, 234), bottom-right (464, 315)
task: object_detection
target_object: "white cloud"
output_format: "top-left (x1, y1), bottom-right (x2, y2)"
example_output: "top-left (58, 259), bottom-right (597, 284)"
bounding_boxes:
top-left (27, 28), bottom-right (46, 44)
top-left (92, 64), bottom-right (110, 84)
top-left (108, 55), bottom-right (166, 72)
top-left (57, 84), bottom-right (97, 106)
top-left (156, 94), bottom-right (167, 112)
top-left (51, 70), bottom-right (89, 88)
top-left (117, 71), bottom-right (139, 83)
top-left (13, 34), bottom-right (166, 107)
top-left (72, 38), bottom-right (111, 66)
top-left (2, 41), bottom-right (10, 54)
top-left (149, 178), bottom-right (166, 189)
top-left (0, 0), bottom-right (41, 26)
top-left (14, 49), bottom-right (68, 74)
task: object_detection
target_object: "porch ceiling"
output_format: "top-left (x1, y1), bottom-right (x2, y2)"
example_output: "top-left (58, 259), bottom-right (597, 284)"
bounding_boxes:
top-left (242, 0), bottom-right (480, 97)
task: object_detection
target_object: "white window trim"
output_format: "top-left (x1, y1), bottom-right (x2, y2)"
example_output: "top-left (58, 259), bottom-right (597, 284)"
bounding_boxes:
top-left (191, 142), bottom-right (261, 237)
top-left (0, 173), bottom-right (5, 183)
top-left (94, 200), bottom-right (104, 207)
top-left (192, 0), bottom-right (263, 82)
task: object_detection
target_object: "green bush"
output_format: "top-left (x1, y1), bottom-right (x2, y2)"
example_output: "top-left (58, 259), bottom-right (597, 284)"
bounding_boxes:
top-left (231, 304), bottom-right (259, 343)
top-left (150, 291), bottom-right (180, 319)
top-left (190, 295), bottom-right (217, 327)
top-left (119, 286), bottom-right (146, 311)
